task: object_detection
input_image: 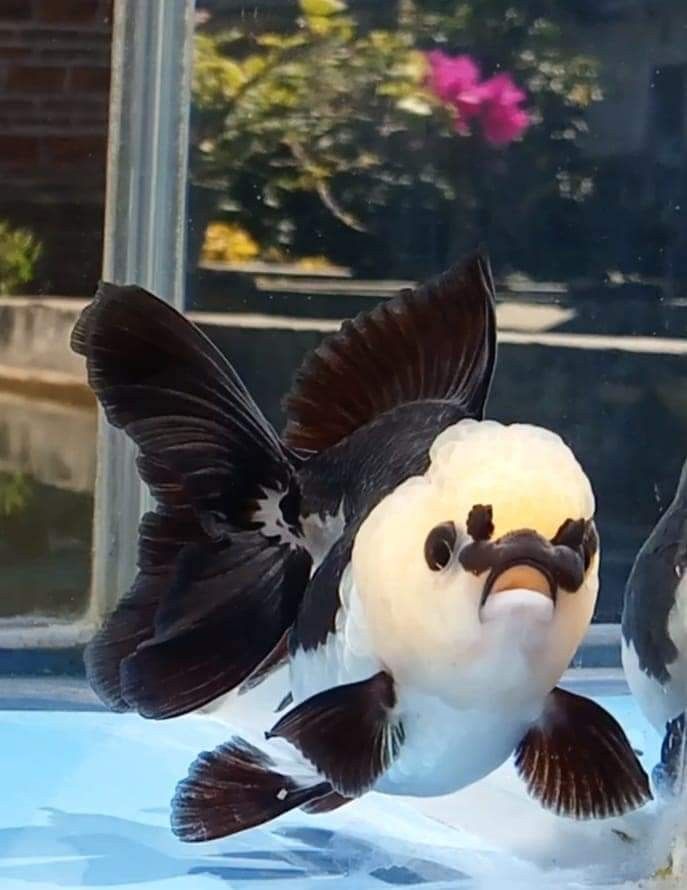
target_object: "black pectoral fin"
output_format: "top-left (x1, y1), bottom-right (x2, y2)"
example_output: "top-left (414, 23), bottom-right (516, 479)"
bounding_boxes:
top-left (514, 687), bottom-right (652, 819)
top-left (267, 671), bottom-right (404, 797)
top-left (172, 739), bottom-right (330, 842)
top-left (282, 251), bottom-right (496, 453)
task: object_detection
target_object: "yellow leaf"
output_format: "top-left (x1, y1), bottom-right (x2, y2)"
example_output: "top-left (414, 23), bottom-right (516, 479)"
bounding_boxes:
top-left (299, 0), bottom-right (347, 17)
top-left (201, 223), bottom-right (260, 263)
top-left (396, 95), bottom-right (432, 115)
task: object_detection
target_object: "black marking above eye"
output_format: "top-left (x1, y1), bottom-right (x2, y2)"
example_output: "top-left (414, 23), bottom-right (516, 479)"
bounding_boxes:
top-left (424, 522), bottom-right (458, 571)
top-left (552, 518), bottom-right (599, 571)
top-left (466, 504), bottom-right (494, 542)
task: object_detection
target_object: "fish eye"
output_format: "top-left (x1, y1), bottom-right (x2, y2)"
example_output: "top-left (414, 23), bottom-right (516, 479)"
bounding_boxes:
top-left (424, 521), bottom-right (458, 571)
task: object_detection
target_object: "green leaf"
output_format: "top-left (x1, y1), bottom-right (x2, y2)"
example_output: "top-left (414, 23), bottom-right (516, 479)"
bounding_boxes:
top-left (0, 221), bottom-right (41, 295)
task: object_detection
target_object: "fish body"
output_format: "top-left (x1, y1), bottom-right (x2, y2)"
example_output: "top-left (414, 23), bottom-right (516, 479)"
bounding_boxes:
top-left (622, 460), bottom-right (687, 792)
top-left (72, 253), bottom-right (651, 841)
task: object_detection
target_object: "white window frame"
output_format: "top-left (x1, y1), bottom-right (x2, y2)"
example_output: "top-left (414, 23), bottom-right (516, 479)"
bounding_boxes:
top-left (0, 0), bottom-right (194, 661)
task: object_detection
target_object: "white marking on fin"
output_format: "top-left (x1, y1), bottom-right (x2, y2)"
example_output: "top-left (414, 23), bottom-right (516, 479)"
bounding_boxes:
top-left (276, 787), bottom-right (288, 801)
top-left (253, 490), bottom-right (344, 571)
top-left (253, 487), bottom-right (303, 550)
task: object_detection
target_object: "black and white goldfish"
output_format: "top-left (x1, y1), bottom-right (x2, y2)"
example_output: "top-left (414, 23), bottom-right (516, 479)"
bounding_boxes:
top-left (623, 457), bottom-right (687, 795)
top-left (72, 253), bottom-right (651, 841)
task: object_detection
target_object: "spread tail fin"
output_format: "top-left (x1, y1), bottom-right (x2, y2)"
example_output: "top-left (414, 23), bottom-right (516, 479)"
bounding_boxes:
top-left (172, 738), bottom-right (331, 841)
top-left (74, 284), bottom-right (311, 718)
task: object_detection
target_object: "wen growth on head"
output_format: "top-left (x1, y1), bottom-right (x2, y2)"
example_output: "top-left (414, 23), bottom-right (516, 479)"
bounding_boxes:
top-left (71, 253), bottom-right (651, 841)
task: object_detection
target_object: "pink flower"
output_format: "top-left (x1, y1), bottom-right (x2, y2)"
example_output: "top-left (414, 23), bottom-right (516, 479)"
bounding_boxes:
top-left (425, 51), bottom-right (483, 129)
top-left (425, 52), bottom-right (531, 146)
top-left (477, 73), bottom-right (531, 145)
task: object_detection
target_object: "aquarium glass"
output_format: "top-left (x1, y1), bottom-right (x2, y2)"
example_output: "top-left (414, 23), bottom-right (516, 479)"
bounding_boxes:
top-left (2, 2), bottom-right (687, 888)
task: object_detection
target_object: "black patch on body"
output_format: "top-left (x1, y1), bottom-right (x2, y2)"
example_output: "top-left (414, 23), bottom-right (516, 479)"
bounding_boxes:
top-left (293, 400), bottom-right (467, 651)
top-left (267, 671), bottom-right (403, 797)
top-left (622, 460), bottom-right (687, 684)
top-left (515, 687), bottom-right (652, 819)
top-left (291, 532), bottom-right (356, 653)
top-left (298, 399), bottom-right (467, 523)
top-left (172, 738), bottom-right (330, 842)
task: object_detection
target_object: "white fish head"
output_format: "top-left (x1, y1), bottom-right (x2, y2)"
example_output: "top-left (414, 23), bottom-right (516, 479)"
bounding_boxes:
top-left (351, 419), bottom-right (599, 710)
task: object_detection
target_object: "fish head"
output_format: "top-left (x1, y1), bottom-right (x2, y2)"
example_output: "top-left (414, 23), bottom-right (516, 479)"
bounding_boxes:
top-left (350, 420), bottom-right (599, 709)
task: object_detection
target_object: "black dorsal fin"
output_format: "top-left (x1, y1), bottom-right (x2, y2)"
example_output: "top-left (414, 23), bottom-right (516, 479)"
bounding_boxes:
top-left (282, 251), bottom-right (496, 453)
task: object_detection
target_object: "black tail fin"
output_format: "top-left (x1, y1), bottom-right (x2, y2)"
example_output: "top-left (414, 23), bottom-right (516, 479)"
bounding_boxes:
top-left (172, 739), bottom-right (330, 842)
top-left (74, 284), bottom-right (312, 718)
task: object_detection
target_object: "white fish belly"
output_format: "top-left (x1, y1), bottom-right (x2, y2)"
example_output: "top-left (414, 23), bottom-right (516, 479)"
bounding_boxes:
top-left (375, 688), bottom-right (534, 797)
top-left (624, 573), bottom-right (687, 734)
top-left (622, 636), bottom-right (684, 733)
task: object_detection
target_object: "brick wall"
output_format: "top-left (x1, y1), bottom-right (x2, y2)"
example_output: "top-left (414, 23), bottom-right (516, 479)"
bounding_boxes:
top-left (0, 0), bottom-right (113, 295)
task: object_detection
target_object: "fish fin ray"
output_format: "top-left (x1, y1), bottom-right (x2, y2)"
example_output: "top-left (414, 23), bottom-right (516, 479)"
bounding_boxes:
top-left (267, 671), bottom-right (403, 796)
top-left (514, 687), bottom-right (652, 819)
top-left (172, 738), bottom-right (330, 841)
top-left (283, 251), bottom-right (496, 452)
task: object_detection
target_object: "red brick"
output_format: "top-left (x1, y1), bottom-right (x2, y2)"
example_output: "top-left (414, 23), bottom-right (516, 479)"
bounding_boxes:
top-left (39, 46), bottom-right (104, 63)
top-left (68, 65), bottom-right (109, 92)
top-left (0, 28), bottom-right (32, 43)
top-left (6, 64), bottom-right (66, 92)
top-left (35, 0), bottom-right (99, 24)
top-left (0, 46), bottom-right (34, 59)
top-left (0, 99), bottom-right (35, 114)
top-left (38, 96), bottom-right (106, 113)
top-left (0, 134), bottom-right (40, 166)
top-left (43, 134), bottom-right (106, 164)
top-left (0, 0), bottom-right (32, 21)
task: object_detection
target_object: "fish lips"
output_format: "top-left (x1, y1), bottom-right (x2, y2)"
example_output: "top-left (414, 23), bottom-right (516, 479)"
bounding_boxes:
top-left (459, 528), bottom-right (587, 610)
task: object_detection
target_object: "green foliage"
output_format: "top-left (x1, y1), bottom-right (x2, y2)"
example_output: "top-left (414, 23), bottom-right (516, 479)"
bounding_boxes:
top-left (0, 472), bottom-right (35, 519)
top-left (191, 1), bottom-right (602, 278)
top-left (0, 220), bottom-right (42, 295)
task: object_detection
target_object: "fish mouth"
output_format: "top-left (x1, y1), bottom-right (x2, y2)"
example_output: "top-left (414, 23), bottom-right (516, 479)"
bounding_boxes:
top-left (486, 562), bottom-right (555, 602)
top-left (459, 527), bottom-right (586, 611)
top-left (479, 560), bottom-right (557, 625)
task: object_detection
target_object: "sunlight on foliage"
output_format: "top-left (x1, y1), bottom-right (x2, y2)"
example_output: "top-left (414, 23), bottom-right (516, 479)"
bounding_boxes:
top-left (201, 222), bottom-right (260, 263)
top-left (191, 1), bottom-right (601, 277)
top-left (0, 472), bottom-right (35, 519)
top-left (0, 221), bottom-right (42, 295)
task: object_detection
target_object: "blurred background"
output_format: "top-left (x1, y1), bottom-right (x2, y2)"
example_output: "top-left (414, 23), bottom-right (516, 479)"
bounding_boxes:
top-left (2, 0), bottom-right (687, 674)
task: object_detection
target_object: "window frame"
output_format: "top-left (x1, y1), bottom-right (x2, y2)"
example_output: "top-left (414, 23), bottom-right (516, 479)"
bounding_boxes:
top-left (0, 0), bottom-right (194, 668)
